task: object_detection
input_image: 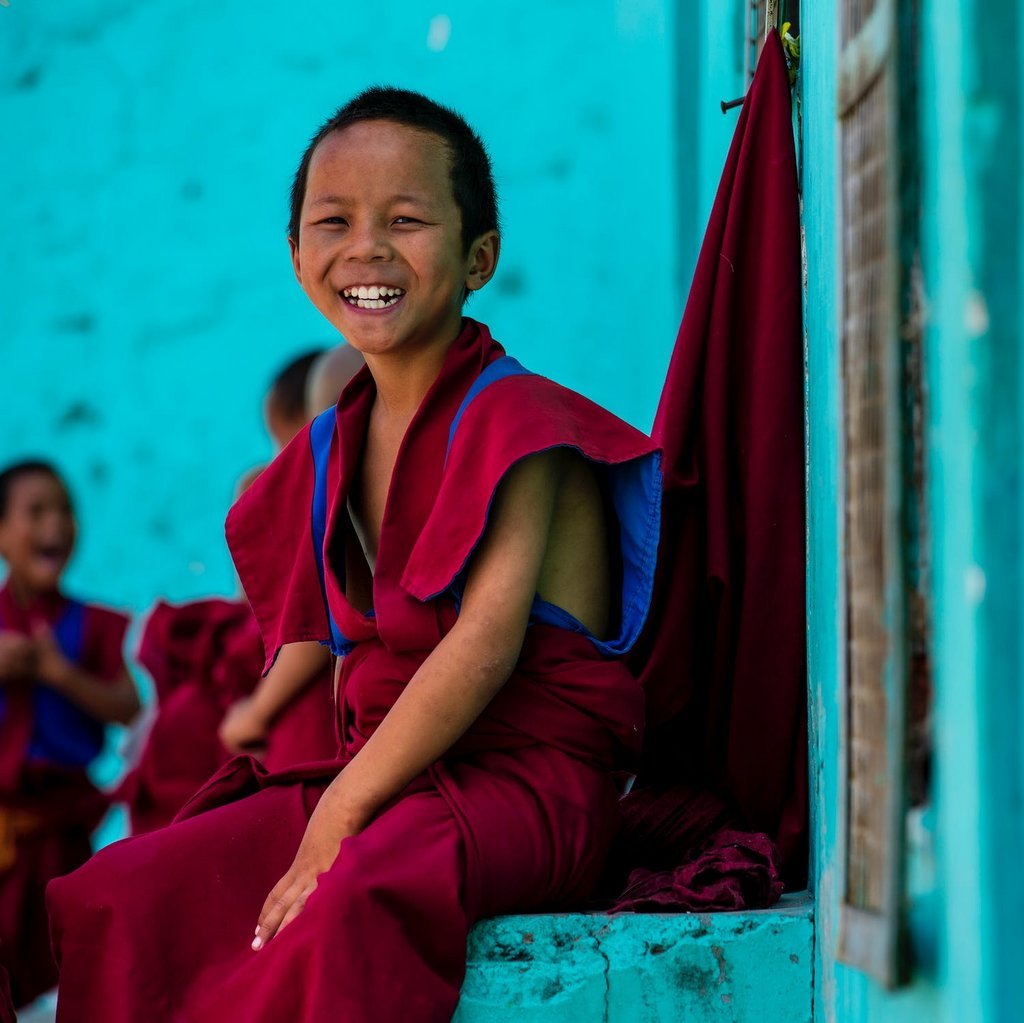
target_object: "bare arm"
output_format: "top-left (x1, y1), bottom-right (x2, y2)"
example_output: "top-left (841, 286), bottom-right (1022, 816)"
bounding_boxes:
top-left (253, 449), bottom-right (564, 948)
top-left (34, 625), bottom-right (140, 725)
top-left (220, 640), bottom-right (332, 753)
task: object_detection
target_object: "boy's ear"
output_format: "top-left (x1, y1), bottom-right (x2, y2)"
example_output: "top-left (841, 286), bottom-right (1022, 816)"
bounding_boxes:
top-left (288, 235), bottom-right (303, 286)
top-left (465, 231), bottom-right (500, 294)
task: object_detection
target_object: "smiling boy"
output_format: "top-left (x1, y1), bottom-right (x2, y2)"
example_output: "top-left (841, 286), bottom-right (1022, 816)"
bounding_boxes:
top-left (48, 89), bottom-right (662, 1022)
top-left (0, 461), bottom-right (138, 1009)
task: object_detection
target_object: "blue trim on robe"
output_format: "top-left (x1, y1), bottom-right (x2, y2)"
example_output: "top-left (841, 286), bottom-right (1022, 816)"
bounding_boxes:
top-left (445, 357), bottom-right (532, 463)
top-left (528, 450), bottom-right (662, 657)
top-left (0, 599), bottom-right (105, 768)
top-left (309, 408), bottom-right (355, 657)
top-left (442, 362), bottom-right (663, 658)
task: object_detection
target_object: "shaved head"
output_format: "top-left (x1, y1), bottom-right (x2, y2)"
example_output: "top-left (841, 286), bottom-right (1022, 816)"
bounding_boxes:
top-left (306, 344), bottom-right (367, 415)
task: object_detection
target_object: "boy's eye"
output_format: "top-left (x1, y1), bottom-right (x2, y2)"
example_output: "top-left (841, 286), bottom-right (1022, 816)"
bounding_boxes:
top-left (318, 216), bottom-right (348, 226)
top-left (393, 216), bottom-right (422, 226)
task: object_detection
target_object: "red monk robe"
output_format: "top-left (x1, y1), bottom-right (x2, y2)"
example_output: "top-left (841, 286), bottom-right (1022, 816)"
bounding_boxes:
top-left (118, 599), bottom-right (336, 835)
top-left (117, 599), bottom-right (262, 835)
top-left (260, 663), bottom-right (337, 774)
top-left (47, 319), bottom-right (661, 1022)
top-left (0, 583), bottom-right (128, 1009)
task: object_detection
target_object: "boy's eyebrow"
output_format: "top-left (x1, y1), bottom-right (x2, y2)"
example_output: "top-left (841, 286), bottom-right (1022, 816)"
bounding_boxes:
top-left (308, 193), bottom-right (436, 209)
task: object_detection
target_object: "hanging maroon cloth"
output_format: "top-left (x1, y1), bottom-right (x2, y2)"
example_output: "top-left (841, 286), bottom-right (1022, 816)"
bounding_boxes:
top-left (629, 31), bottom-right (808, 885)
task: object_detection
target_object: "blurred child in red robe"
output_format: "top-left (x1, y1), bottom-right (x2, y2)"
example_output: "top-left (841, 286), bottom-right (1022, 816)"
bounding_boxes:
top-left (121, 352), bottom-right (353, 834)
top-left (218, 347), bottom-right (366, 771)
top-left (0, 461), bottom-right (138, 1008)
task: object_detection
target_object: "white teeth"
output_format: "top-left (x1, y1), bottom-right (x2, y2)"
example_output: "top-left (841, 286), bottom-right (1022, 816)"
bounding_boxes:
top-left (343, 285), bottom-right (404, 298)
top-left (342, 286), bottom-right (404, 309)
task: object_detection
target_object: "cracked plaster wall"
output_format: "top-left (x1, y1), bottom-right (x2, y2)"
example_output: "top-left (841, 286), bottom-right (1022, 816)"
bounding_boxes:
top-left (455, 899), bottom-right (814, 1021)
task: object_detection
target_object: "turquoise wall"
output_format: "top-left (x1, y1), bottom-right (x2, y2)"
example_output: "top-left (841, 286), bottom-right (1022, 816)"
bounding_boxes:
top-left (922, 0), bottom-right (1022, 1020)
top-left (802, 0), bottom-right (1024, 1021)
top-left (0, 0), bottom-right (683, 617)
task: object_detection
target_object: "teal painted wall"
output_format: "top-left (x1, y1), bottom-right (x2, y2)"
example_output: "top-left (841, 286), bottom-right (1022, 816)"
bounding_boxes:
top-left (801, 0), bottom-right (1024, 1021)
top-left (0, 0), bottom-right (684, 618)
top-left (922, 1), bottom-right (1022, 1020)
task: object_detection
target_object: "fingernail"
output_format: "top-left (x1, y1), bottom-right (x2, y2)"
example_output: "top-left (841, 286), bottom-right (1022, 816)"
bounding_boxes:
top-left (251, 936), bottom-right (263, 951)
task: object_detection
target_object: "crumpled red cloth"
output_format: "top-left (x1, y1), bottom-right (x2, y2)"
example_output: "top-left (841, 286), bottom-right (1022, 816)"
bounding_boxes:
top-left (613, 829), bottom-right (783, 912)
top-left (605, 782), bottom-right (783, 912)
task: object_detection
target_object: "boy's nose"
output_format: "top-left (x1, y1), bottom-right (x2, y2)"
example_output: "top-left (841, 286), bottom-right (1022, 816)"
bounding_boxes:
top-left (344, 224), bottom-right (391, 262)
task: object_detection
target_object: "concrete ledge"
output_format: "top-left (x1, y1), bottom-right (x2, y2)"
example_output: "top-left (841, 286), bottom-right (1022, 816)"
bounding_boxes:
top-left (455, 892), bottom-right (813, 1022)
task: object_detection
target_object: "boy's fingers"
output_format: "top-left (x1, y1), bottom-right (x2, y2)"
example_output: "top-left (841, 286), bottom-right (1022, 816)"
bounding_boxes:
top-left (275, 893), bottom-right (309, 936)
top-left (253, 880), bottom-right (296, 950)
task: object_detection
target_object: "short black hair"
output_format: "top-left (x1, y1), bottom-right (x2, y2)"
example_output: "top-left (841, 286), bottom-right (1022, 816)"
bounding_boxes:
top-left (0, 460), bottom-right (66, 519)
top-left (268, 349), bottom-right (325, 420)
top-left (288, 86), bottom-right (499, 254)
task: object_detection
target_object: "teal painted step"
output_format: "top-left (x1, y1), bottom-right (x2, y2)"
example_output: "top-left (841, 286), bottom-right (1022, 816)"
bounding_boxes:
top-left (455, 892), bottom-right (813, 1022)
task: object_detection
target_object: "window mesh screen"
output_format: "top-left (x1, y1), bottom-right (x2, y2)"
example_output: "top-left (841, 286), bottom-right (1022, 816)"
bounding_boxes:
top-left (841, 75), bottom-right (894, 914)
top-left (837, 0), bottom-right (929, 987)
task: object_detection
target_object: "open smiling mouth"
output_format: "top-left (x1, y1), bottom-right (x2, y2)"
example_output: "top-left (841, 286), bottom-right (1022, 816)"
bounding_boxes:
top-left (33, 544), bottom-right (70, 568)
top-left (341, 285), bottom-right (406, 310)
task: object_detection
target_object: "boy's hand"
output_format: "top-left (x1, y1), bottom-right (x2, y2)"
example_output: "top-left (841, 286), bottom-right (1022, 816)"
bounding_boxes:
top-left (252, 799), bottom-right (357, 950)
top-left (0, 632), bottom-right (37, 682)
top-left (219, 696), bottom-right (271, 754)
top-left (29, 624), bottom-right (73, 688)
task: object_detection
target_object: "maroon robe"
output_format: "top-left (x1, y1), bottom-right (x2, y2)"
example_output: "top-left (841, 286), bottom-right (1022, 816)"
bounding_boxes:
top-left (0, 583), bottom-right (128, 1009)
top-left (0, 965), bottom-right (14, 1023)
top-left (260, 663), bottom-right (337, 775)
top-left (48, 319), bottom-right (660, 1022)
top-left (116, 599), bottom-right (263, 835)
top-left (118, 597), bottom-right (338, 833)
top-left (628, 31), bottom-right (808, 885)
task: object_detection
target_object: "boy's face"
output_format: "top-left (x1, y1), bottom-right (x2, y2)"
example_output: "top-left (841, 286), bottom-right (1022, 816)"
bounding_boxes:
top-left (289, 120), bottom-right (498, 361)
top-left (0, 472), bottom-right (76, 595)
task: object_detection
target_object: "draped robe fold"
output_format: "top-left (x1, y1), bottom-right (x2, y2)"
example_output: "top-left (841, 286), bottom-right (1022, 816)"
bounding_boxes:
top-left (47, 319), bottom-right (662, 1023)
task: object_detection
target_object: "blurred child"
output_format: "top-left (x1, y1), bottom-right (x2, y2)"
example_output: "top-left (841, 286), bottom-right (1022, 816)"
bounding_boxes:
top-left (218, 345), bottom-right (366, 769)
top-left (0, 461), bottom-right (138, 1008)
top-left (115, 595), bottom-right (264, 835)
top-left (264, 349), bottom-right (325, 450)
top-left (120, 350), bottom-right (345, 834)
top-left (305, 342), bottom-right (365, 416)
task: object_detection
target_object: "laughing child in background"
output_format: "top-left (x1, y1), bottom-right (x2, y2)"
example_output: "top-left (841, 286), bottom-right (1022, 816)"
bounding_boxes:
top-left (0, 461), bottom-right (138, 1009)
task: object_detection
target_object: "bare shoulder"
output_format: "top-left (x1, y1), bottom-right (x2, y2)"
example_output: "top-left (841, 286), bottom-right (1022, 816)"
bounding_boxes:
top-left (539, 453), bottom-right (611, 639)
top-left (458, 448), bottom-right (610, 645)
